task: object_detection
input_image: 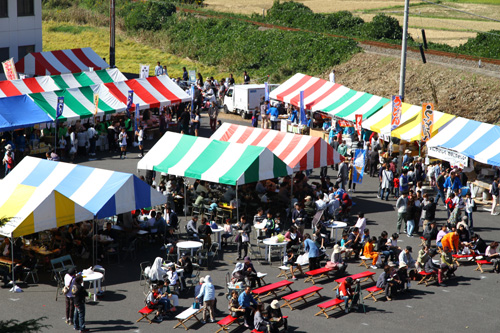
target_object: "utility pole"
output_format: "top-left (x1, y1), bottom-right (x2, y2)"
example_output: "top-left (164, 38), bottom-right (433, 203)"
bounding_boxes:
top-left (109, 0), bottom-right (116, 68)
top-left (399, 0), bottom-right (410, 101)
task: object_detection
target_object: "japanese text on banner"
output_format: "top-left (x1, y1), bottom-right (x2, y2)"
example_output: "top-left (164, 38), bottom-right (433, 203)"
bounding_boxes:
top-left (391, 95), bottom-right (402, 131)
top-left (421, 103), bottom-right (434, 142)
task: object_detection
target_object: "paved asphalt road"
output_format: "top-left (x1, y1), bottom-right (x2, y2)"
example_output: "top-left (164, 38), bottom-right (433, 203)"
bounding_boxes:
top-left (1, 111), bottom-right (500, 333)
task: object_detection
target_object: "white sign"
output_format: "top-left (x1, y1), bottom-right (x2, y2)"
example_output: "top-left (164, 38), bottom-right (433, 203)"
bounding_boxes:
top-left (139, 64), bottom-right (150, 79)
top-left (428, 146), bottom-right (469, 168)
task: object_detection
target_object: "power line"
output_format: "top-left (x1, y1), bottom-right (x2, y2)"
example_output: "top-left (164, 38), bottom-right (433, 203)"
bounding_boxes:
top-left (420, 0), bottom-right (500, 24)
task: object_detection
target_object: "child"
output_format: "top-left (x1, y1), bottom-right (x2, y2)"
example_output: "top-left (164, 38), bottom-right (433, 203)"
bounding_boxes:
top-left (221, 219), bottom-right (233, 248)
top-left (393, 174), bottom-right (400, 198)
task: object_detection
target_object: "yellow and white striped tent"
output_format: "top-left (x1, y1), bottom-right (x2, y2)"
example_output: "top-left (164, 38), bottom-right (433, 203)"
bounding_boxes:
top-left (0, 184), bottom-right (94, 238)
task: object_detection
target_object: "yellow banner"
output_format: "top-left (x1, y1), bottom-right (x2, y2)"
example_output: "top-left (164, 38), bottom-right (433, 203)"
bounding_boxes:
top-left (93, 93), bottom-right (99, 115)
top-left (421, 103), bottom-right (434, 142)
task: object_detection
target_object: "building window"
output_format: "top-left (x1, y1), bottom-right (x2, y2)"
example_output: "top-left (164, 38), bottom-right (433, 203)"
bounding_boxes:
top-left (17, 0), bottom-right (34, 17)
top-left (0, 0), bottom-right (7, 18)
top-left (18, 45), bottom-right (34, 59)
top-left (0, 47), bottom-right (10, 74)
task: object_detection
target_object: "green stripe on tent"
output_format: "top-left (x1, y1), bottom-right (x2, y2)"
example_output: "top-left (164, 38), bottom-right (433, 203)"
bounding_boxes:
top-left (273, 154), bottom-right (289, 180)
top-left (222, 145), bottom-right (264, 185)
top-left (62, 90), bottom-right (92, 119)
top-left (79, 86), bottom-right (114, 114)
top-left (95, 69), bottom-right (114, 83)
top-left (322, 89), bottom-right (357, 112)
top-left (30, 93), bottom-right (60, 120)
top-left (184, 140), bottom-right (230, 180)
top-left (51, 75), bottom-right (71, 89)
top-left (73, 72), bottom-right (95, 87)
top-left (364, 98), bottom-right (389, 119)
top-left (334, 93), bottom-right (372, 118)
top-left (153, 135), bottom-right (198, 173)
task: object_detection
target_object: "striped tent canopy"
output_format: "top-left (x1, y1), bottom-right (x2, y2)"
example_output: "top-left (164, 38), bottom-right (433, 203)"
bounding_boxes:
top-left (30, 85), bottom-right (127, 122)
top-left (15, 47), bottom-right (109, 76)
top-left (0, 184), bottom-right (94, 238)
top-left (362, 102), bottom-right (455, 142)
top-left (211, 123), bottom-right (341, 172)
top-left (0, 69), bottom-right (127, 98)
top-left (138, 132), bottom-right (292, 185)
top-left (427, 117), bottom-right (500, 167)
top-left (269, 73), bottom-right (389, 121)
top-left (104, 76), bottom-right (191, 110)
top-left (2, 157), bottom-right (167, 219)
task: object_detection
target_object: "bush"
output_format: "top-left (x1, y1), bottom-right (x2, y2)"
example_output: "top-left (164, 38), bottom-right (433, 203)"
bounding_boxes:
top-left (124, 2), bottom-right (176, 31)
top-left (266, 0), bottom-right (316, 27)
top-left (457, 30), bottom-right (500, 59)
top-left (362, 14), bottom-right (403, 40)
top-left (324, 11), bottom-right (364, 31)
top-left (42, 0), bottom-right (75, 9)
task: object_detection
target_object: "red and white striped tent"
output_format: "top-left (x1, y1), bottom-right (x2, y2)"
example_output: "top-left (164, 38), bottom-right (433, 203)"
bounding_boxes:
top-left (15, 47), bottom-right (109, 76)
top-left (211, 123), bottom-right (341, 172)
top-left (101, 76), bottom-right (191, 110)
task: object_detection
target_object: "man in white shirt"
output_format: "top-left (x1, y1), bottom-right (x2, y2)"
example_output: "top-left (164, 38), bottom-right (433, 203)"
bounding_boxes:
top-left (155, 62), bottom-right (163, 76)
top-left (87, 124), bottom-right (97, 158)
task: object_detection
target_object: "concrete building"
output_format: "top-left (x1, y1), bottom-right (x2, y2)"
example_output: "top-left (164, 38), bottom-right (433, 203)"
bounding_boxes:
top-left (0, 0), bottom-right (42, 79)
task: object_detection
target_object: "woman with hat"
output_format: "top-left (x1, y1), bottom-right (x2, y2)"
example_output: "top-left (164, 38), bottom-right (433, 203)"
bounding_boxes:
top-left (266, 299), bottom-right (287, 333)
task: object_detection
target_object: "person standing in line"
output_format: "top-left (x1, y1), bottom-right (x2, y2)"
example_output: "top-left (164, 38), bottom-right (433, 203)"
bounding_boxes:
top-left (434, 170), bottom-right (447, 206)
top-left (267, 103), bottom-right (279, 130)
top-left (72, 274), bottom-right (89, 332)
top-left (136, 125), bottom-right (144, 158)
top-left (491, 177), bottom-right (499, 215)
top-left (261, 101), bottom-right (269, 129)
top-left (118, 128), bottom-right (127, 159)
top-left (396, 193), bottom-right (408, 234)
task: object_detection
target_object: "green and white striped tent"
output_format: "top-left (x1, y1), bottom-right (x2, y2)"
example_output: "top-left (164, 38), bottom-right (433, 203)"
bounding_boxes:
top-left (138, 132), bottom-right (292, 185)
top-left (29, 85), bottom-right (126, 122)
top-left (50, 68), bottom-right (127, 90)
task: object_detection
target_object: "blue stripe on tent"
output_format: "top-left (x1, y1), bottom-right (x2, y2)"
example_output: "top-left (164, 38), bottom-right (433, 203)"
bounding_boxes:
top-left (55, 165), bottom-right (95, 199)
top-left (464, 126), bottom-right (500, 163)
top-left (441, 120), bottom-right (481, 149)
top-left (134, 176), bottom-right (151, 209)
top-left (95, 195), bottom-right (117, 219)
top-left (84, 171), bottom-right (130, 217)
top-left (487, 153), bottom-right (500, 167)
top-left (21, 160), bottom-right (53, 187)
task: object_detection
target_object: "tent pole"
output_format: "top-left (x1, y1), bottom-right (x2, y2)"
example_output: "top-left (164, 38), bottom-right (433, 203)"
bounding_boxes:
top-left (236, 184), bottom-right (239, 222)
top-left (10, 236), bottom-right (15, 292)
top-left (184, 182), bottom-right (188, 223)
top-left (290, 173), bottom-right (294, 213)
top-left (92, 219), bottom-right (96, 268)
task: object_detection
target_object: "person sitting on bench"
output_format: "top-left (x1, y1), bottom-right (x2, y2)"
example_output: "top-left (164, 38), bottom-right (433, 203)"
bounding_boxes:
top-left (440, 247), bottom-right (457, 279)
top-left (146, 284), bottom-right (172, 323)
top-left (243, 257), bottom-right (261, 288)
top-left (376, 265), bottom-right (397, 301)
top-left (228, 290), bottom-right (245, 318)
top-left (285, 248), bottom-right (304, 280)
top-left (266, 299), bottom-right (288, 333)
top-left (363, 237), bottom-right (380, 269)
top-left (424, 249), bottom-right (443, 286)
top-left (336, 277), bottom-right (359, 313)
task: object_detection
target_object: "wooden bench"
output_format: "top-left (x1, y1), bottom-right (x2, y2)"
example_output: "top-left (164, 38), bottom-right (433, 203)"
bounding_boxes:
top-left (252, 280), bottom-right (294, 302)
top-left (452, 253), bottom-right (475, 267)
top-left (281, 286), bottom-right (323, 310)
top-left (333, 271), bottom-right (376, 290)
top-left (475, 259), bottom-right (493, 273)
top-left (358, 256), bottom-right (370, 269)
top-left (363, 286), bottom-right (384, 302)
top-left (304, 267), bottom-right (335, 284)
top-left (173, 307), bottom-right (203, 330)
top-left (257, 272), bottom-right (268, 285)
top-left (136, 306), bottom-right (155, 324)
top-left (277, 263), bottom-right (308, 279)
top-left (315, 298), bottom-right (344, 318)
top-left (215, 315), bottom-right (242, 333)
top-left (417, 271), bottom-right (437, 286)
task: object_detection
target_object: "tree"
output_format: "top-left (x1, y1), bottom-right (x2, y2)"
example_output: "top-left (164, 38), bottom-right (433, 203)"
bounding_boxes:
top-left (0, 317), bottom-right (50, 333)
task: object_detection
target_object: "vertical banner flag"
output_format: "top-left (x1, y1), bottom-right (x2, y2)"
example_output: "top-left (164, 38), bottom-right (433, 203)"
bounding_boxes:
top-left (353, 149), bottom-right (366, 184)
top-left (56, 97), bottom-right (65, 120)
top-left (126, 90), bottom-right (134, 117)
top-left (2, 58), bottom-right (18, 81)
top-left (93, 93), bottom-right (99, 115)
top-left (391, 95), bottom-right (402, 132)
top-left (265, 82), bottom-right (269, 102)
top-left (300, 90), bottom-right (306, 125)
top-left (190, 85), bottom-right (195, 112)
top-left (421, 103), bottom-right (434, 142)
top-left (189, 70), bottom-right (196, 83)
top-left (355, 114), bottom-right (363, 138)
top-left (139, 64), bottom-right (150, 79)
top-left (135, 103), bottom-right (140, 132)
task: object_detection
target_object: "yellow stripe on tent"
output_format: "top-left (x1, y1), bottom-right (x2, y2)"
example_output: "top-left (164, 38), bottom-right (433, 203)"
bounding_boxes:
top-left (54, 191), bottom-right (76, 229)
top-left (0, 184), bottom-right (36, 222)
top-left (368, 103), bottom-right (414, 134)
top-left (13, 212), bottom-right (35, 238)
top-left (391, 110), bottom-right (456, 141)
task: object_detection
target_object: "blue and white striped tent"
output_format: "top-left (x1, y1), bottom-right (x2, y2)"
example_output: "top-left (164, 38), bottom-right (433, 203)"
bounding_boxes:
top-left (427, 117), bottom-right (500, 167)
top-left (2, 157), bottom-right (166, 218)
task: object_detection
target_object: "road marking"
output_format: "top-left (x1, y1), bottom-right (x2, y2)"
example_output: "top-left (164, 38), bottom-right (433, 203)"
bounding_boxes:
top-left (9, 298), bottom-right (19, 301)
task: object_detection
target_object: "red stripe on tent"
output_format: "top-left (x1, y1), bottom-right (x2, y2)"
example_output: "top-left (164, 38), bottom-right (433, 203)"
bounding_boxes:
top-left (23, 78), bottom-right (45, 93)
top-left (126, 80), bottom-right (159, 108)
top-left (72, 48), bottom-right (103, 70)
top-left (104, 82), bottom-right (136, 110)
top-left (235, 127), bottom-right (255, 144)
top-left (326, 142), bottom-right (334, 166)
top-left (306, 83), bottom-right (342, 109)
top-left (266, 131), bottom-right (287, 152)
top-left (15, 58), bottom-right (24, 74)
top-left (276, 75), bottom-right (312, 101)
top-left (148, 77), bottom-right (181, 104)
top-left (32, 53), bottom-right (60, 76)
top-left (52, 50), bottom-right (81, 73)
top-left (292, 138), bottom-right (318, 171)
top-left (277, 135), bottom-right (303, 163)
top-left (219, 123), bottom-right (238, 141)
top-left (313, 139), bottom-right (322, 169)
top-left (289, 79), bottom-right (326, 107)
top-left (250, 129), bottom-right (272, 146)
top-left (0, 81), bottom-right (22, 97)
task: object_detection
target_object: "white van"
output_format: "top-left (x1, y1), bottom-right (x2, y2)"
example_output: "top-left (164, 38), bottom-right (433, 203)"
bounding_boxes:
top-left (223, 84), bottom-right (278, 119)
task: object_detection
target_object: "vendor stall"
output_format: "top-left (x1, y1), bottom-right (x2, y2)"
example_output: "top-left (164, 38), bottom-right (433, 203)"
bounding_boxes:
top-left (0, 95), bottom-right (52, 131)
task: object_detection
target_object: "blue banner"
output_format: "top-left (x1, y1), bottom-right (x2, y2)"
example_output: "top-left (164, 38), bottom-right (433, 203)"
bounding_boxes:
top-left (126, 90), bottom-right (134, 117)
top-left (191, 85), bottom-right (195, 112)
top-left (353, 148), bottom-right (366, 184)
top-left (300, 90), bottom-right (306, 125)
top-left (135, 103), bottom-right (140, 132)
top-left (265, 82), bottom-right (269, 102)
top-left (56, 96), bottom-right (64, 119)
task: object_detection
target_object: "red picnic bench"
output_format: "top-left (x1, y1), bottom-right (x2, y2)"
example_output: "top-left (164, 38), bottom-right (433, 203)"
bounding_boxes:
top-left (215, 315), bottom-right (242, 333)
top-left (251, 316), bottom-right (288, 333)
top-left (363, 286), bottom-right (384, 302)
top-left (333, 271), bottom-right (376, 290)
top-left (452, 253), bottom-right (475, 267)
top-left (252, 280), bottom-right (294, 302)
top-left (417, 271), bottom-right (437, 286)
top-left (281, 286), bottom-right (323, 310)
top-left (475, 259), bottom-right (493, 273)
top-left (304, 267), bottom-right (335, 284)
top-left (315, 298), bottom-right (344, 318)
top-left (136, 305), bottom-right (155, 324)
